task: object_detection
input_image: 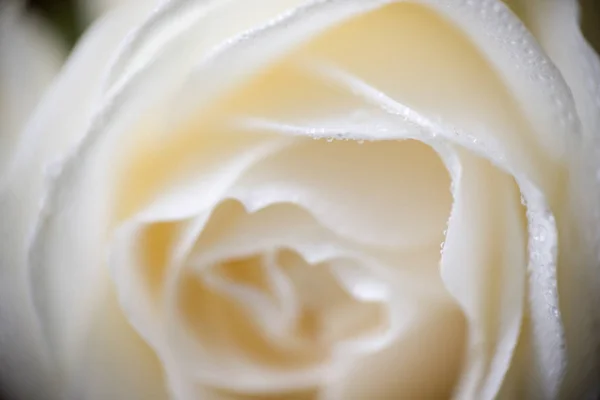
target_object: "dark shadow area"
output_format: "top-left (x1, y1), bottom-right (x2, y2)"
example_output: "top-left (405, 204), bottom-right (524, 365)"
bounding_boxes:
top-left (581, 0), bottom-right (600, 56)
top-left (26, 0), bottom-right (80, 48)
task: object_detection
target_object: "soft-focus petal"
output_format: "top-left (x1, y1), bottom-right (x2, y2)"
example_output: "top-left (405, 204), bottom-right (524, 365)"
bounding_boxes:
top-left (0, 4), bottom-right (66, 399)
top-left (320, 296), bottom-right (466, 399)
top-left (0, 3), bottom-right (65, 173)
top-left (0, 1), bottom-right (161, 399)
top-left (65, 288), bottom-right (169, 400)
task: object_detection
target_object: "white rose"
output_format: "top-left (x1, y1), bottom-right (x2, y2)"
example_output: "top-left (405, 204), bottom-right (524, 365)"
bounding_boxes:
top-left (1, 0), bottom-right (600, 399)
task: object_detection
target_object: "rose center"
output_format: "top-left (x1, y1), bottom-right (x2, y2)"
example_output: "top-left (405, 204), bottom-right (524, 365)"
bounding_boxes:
top-left (176, 246), bottom-right (390, 371)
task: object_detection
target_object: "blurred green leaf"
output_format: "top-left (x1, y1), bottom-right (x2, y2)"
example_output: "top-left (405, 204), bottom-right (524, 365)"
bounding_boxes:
top-left (581, 0), bottom-right (600, 56)
top-left (26, 0), bottom-right (80, 49)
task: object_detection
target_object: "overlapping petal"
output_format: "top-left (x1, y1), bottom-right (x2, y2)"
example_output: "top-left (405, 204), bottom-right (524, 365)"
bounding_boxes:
top-left (0, 1), bottom-right (160, 399)
top-left (0, 4), bottom-right (66, 399)
top-left (503, 1), bottom-right (600, 396)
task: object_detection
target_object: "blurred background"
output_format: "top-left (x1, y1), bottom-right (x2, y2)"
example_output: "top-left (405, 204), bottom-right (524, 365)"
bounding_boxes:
top-left (581, 0), bottom-right (600, 53)
top-left (23, 0), bottom-right (600, 55)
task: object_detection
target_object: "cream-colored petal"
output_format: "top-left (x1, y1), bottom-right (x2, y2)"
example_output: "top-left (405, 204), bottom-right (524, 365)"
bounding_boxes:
top-left (227, 139), bottom-right (451, 249)
top-left (320, 277), bottom-right (466, 400)
top-left (0, 2), bottom-right (163, 399)
top-left (0, 4), bottom-right (65, 174)
top-left (21, 4), bottom-right (148, 355)
top-left (297, 2), bottom-right (554, 186)
top-left (123, 133), bottom-right (296, 222)
top-left (15, 0), bottom-right (152, 362)
top-left (504, 0), bottom-right (600, 144)
top-left (0, 4), bottom-right (67, 398)
top-left (64, 287), bottom-right (169, 400)
top-left (501, 1), bottom-right (600, 397)
top-left (441, 147), bottom-right (527, 400)
top-left (174, 0), bottom-right (576, 178)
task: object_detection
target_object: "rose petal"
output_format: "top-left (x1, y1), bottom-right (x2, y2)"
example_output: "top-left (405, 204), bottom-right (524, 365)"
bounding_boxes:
top-left (2, 3), bottom-right (163, 399)
top-left (320, 275), bottom-right (466, 399)
top-left (502, 1), bottom-right (600, 396)
top-left (63, 288), bottom-right (169, 400)
top-left (441, 147), bottom-right (527, 400)
top-left (298, 2), bottom-right (554, 181)
top-left (505, 0), bottom-right (600, 144)
top-left (120, 133), bottom-right (296, 222)
top-left (0, 3), bottom-right (65, 173)
top-left (0, 5), bottom-right (65, 397)
top-left (22, 5), bottom-right (148, 357)
top-left (172, 0), bottom-right (577, 177)
top-left (227, 139), bottom-right (451, 249)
